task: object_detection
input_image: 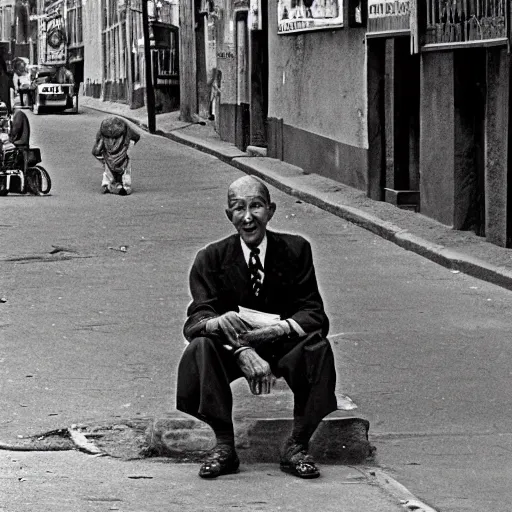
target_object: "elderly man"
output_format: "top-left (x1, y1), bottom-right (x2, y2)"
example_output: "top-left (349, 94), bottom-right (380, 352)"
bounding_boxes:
top-left (176, 175), bottom-right (337, 479)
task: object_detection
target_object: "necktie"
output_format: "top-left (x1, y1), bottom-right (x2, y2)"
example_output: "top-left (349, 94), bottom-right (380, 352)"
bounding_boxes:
top-left (248, 248), bottom-right (263, 297)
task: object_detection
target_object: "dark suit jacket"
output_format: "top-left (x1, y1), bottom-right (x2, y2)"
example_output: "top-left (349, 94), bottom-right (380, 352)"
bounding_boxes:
top-left (183, 230), bottom-right (329, 342)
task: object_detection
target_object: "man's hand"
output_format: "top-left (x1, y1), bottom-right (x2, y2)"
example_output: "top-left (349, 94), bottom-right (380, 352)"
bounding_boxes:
top-left (236, 349), bottom-right (275, 395)
top-left (205, 311), bottom-right (251, 347)
top-left (238, 321), bottom-right (290, 348)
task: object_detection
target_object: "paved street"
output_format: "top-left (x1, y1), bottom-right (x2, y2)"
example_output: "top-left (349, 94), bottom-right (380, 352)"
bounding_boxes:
top-left (2, 107), bottom-right (512, 511)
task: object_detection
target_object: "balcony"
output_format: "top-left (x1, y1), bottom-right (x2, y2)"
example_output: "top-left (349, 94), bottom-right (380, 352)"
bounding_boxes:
top-left (424, 0), bottom-right (507, 46)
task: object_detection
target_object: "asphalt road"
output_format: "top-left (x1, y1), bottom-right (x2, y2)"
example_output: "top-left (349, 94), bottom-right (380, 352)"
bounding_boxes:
top-left (2, 108), bottom-right (512, 511)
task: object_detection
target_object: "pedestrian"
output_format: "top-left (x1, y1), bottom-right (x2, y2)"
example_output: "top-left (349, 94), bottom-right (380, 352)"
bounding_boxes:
top-left (176, 175), bottom-right (338, 480)
top-left (0, 56), bottom-right (15, 115)
top-left (92, 116), bottom-right (140, 195)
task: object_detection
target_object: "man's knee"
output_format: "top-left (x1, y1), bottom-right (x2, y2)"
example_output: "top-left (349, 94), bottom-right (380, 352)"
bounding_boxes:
top-left (304, 338), bottom-right (335, 384)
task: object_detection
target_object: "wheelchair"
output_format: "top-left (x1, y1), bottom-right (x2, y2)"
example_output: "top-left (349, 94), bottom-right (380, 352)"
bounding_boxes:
top-left (0, 146), bottom-right (52, 196)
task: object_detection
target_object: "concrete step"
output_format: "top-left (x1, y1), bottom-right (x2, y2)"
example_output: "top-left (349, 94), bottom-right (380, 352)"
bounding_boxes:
top-left (143, 410), bottom-right (374, 464)
top-left (246, 145), bottom-right (268, 157)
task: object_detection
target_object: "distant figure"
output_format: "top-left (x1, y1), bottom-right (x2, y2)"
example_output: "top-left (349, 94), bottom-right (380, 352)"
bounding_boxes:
top-left (92, 116), bottom-right (140, 195)
top-left (0, 56), bottom-right (14, 115)
top-left (208, 68), bottom-right (222, 131)
top-left (53, 65), bottom-right (74, 85)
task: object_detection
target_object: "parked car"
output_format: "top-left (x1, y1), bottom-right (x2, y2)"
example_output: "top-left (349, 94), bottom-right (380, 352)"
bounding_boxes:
top-left (30, 65), bottom-right (78, 115)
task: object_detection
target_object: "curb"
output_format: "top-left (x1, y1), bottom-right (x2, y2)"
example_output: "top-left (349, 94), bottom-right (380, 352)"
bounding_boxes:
top-left (81, 102), bottom-right (512, 293)
top-left (142, 412), bottom-right (374, 464)
top-left (364, 468), bottom-right (439, 512)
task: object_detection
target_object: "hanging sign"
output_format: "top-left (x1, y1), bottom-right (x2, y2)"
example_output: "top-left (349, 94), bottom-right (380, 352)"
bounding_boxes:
top-left (367, 0), bottom-right (410, 34)
top-left (277, 0), bottom-right (344, 34)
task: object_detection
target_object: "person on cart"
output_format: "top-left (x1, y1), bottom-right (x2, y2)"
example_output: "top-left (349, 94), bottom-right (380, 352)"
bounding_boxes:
top-left (9, 109), bottom-right (30, 147)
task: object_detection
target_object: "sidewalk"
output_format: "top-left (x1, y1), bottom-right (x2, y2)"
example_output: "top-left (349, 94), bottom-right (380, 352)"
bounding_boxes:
top-left (1, 450), bottom-right (417, 512)
top-left (79, 94), bottom-right (512, 293)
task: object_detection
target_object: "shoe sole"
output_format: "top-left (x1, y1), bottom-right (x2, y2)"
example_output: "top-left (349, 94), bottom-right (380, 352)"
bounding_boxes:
top-left (199, 467), bottom-right (240, 479)
top-left (280, 464), bottom-right (320, 479)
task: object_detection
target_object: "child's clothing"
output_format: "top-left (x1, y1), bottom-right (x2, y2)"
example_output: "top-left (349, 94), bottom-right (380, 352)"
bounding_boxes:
top-left (92, 116), bottom-right (140, 195)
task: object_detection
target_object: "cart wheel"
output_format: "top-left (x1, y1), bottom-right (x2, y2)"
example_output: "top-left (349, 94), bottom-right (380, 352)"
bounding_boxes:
top-left (0, 176), bottom-right (8, 196)
top-left (35, 165), bottom-right (52, 194)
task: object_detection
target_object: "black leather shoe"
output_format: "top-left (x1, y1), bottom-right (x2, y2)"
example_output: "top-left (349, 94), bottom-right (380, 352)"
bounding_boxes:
top-left (199, 445), bottom-right (240, 479)
top-left (280, 440), bottom-right (320, 479)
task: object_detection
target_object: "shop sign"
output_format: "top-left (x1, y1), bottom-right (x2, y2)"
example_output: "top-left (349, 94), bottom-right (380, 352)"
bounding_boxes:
top-left (367, 0), bottom-right (410, 33)
top-left (277, 0), bottom-right (344, 34)
top-left (216, 43), bottom-right (236, 104)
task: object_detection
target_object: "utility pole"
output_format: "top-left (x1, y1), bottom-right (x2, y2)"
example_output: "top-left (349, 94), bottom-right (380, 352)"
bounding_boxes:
top-left (142, 0), bottom-right (156, 133)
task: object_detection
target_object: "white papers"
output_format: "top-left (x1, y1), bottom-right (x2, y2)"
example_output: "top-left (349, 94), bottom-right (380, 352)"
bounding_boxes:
top-left (238, 306), bottom-right (280, 327)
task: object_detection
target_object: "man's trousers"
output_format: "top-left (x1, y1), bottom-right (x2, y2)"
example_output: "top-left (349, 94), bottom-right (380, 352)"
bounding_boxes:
top-left (176, 332), bottom-right (338, 439)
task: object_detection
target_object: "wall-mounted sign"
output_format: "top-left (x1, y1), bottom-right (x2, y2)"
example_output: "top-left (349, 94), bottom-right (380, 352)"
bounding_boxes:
top-left (249, 0), bottom-right (262, 30)
top-left (367, 0), bottom-right (410, 34)
top-left (40, 0), bottom-right (66, 65)
top-left (278, 0), bottom-right (344, 34)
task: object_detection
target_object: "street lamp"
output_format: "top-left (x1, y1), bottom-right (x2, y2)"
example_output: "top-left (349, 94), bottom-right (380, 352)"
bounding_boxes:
top-left (142, 0), bottom-right (156, 133)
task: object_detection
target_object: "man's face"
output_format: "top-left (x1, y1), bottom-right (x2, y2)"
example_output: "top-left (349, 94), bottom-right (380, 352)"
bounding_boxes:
top-left (226, 179), bottom-right (276, 248)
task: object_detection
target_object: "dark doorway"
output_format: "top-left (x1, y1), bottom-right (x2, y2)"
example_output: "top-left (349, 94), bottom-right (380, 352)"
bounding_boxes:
top-left (367, 36), bottom-right (420, 211)
top-left (454, 49), bottom-right (486, 237)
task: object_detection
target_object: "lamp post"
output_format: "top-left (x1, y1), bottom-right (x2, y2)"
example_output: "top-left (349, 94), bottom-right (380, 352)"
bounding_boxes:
top-left (142, 0), bottom-right (156, 133)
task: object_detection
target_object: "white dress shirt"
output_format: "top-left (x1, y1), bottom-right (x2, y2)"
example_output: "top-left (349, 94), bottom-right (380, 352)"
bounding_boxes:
top-left (239, 235), bottom-right (305, 337)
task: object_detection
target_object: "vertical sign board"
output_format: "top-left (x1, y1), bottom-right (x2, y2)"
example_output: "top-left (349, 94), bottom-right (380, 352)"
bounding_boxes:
top-left (215, 0), bottom-right (237, 104)
top-left (40, 0), bottom-right (66, 65)
top-left (249, 0), bottom-right (262, 30)
top-left (277, 0), bottom-right (344, 34)
top-left (367, 0), bottom-right (410, 34)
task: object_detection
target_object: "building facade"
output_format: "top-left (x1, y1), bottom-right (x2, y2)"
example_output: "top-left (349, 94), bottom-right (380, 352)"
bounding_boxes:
top-left (37, 0), bottom-right (83, 84)
top-left (180, 0), bottom-right (512, 249)
top-left (1, 0), bottom-right (37, 62)
top-left (82, 0), bottom-right (179, 111)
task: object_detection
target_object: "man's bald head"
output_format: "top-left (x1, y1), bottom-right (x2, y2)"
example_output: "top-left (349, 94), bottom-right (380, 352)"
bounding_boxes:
top-left (227, 176), bottom-right (271, 206)
top-left (225, 176), bottom-right (276, 248)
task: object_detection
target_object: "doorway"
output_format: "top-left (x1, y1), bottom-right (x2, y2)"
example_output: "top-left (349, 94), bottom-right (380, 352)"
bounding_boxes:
top-left (367, 36), bottom-right (420, 211)
top-left (453, 49), bottom-right (486, 237)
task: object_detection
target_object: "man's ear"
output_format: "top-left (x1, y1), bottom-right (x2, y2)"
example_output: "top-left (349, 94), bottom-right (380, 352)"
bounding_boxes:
top-left (268, 202), bottom-right (276, 220)
top-left (225, 208), bottom-right (233, 222)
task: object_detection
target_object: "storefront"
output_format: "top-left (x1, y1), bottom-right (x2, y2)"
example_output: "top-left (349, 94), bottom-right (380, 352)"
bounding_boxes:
top-left (267, 0), bottom-right (368, 189)
top-left (415, 0), bottom-right (511, 245)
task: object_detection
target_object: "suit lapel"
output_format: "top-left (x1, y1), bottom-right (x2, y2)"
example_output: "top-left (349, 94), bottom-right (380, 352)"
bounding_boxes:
top-left (221, 235), bottom-right (252, 303)
top-left (261, 231), bottom-right (291, 296)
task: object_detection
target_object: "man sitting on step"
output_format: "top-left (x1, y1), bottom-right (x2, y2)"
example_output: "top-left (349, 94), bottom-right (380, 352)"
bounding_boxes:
top-left (176, 175), bottom-right (338, 479)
